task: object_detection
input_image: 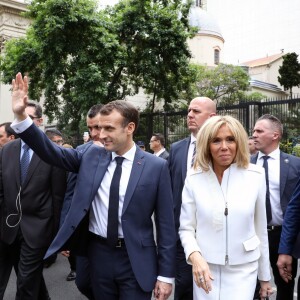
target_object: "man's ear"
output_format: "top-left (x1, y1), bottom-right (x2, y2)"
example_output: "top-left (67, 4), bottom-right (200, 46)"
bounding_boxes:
top-left (127, 122), bottom-right (135, 135)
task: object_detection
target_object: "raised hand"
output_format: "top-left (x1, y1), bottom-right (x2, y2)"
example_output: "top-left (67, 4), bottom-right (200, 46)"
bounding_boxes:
top-left (12, 72), bottom-right (29, 120)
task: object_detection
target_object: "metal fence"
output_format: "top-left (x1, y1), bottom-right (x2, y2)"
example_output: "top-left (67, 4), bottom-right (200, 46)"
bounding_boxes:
top-left (136, 97), bottom-right (300, 152)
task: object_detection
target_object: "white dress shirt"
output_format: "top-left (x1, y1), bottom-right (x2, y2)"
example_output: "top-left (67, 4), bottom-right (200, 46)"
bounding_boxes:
top-left (89, 145), bottom-right (135, 238)
top-left (257, 148), bottom-right (282, 226)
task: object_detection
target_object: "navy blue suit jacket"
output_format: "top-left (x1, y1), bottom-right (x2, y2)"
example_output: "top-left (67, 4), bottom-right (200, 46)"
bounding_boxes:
top-left (59, 142), bottom-right (92, 228)
top-left (251, 151), bottom-right (300, 257)
top-left (279, 177), bottom-right (300, 257)
top-left (168, 137), bottom-right (190, 235)
top-left (18, 124), bottom-right (176, 292)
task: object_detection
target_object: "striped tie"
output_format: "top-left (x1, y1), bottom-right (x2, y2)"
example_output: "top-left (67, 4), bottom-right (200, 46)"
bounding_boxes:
top-left (20, 144), bottom-right (30, 185)
top-left (191, 141), bottom-right (196, 167)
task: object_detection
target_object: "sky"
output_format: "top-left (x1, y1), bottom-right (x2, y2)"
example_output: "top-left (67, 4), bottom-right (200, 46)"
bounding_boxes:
top-left (207, 0), bottom-right (300, 64)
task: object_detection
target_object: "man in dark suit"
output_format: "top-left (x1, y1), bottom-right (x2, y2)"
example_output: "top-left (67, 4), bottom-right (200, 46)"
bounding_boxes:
top-left (277, 177), bottom-right (300, 299)
top-left (11, 73), bottom-right (176, 300)
top-left (149, 133), bottom-right (169, 160)
top-left (251, 114), bottom-right (300, 300)
top-left (0, 101), bottom-right (67, 300)
top-left (168, 97), bottom-right (216, 300)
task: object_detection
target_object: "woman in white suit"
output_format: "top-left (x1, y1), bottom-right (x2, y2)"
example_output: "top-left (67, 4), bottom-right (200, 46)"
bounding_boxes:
top-left (179, 116), bottom-right (273, 300)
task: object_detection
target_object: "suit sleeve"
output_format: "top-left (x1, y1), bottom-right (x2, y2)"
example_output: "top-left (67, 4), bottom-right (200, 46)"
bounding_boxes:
top-left (254, 170), bottom-right (271, 281)
top-left (179, 176), bottom-right (201, 262)
top-left (279, 178), bottom-right (300, 255)
top-left (59, 172), bottom-right (78, 228)
top-left (154, 161), bottom-right (176, 278)
top-left (18, 123), bottom-right (85, 172)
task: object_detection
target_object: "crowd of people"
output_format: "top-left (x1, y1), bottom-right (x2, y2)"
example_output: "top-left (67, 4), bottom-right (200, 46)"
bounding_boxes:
top-left (0, 72), bottom-right (299, 300)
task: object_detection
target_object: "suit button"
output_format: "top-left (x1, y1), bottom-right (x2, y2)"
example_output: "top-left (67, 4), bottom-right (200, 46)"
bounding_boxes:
top-left (83, 209), bottom-right (88, 213)
top-left (71, 226), bottom-right (75, 230)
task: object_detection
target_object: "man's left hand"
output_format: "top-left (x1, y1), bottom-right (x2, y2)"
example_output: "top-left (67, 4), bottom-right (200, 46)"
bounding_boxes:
top-left (153, 280), bottom-right (172, 300)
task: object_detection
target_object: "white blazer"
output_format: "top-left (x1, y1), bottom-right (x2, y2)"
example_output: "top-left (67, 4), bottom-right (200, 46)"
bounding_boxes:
top-left (179, 163), bottom-right (271, 281)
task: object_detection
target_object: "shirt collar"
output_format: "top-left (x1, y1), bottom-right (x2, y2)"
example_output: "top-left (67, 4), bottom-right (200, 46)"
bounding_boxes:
top-left (111, 143), bottom-right (136, 162)
top-left (190, 134), bottom-right (196, 144)
top-left (258, 147), bottom-right (280, 161)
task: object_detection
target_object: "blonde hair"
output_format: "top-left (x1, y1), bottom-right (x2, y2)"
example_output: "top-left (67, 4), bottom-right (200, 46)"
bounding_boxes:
top-left (194, 115), bottom-right (250, 171)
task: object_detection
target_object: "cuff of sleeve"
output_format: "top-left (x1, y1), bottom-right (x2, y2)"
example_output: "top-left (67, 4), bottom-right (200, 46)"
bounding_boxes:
top-left (157, 276), bottom-right (174, 285)
top-left (11, 116), bottom-right (33, 133)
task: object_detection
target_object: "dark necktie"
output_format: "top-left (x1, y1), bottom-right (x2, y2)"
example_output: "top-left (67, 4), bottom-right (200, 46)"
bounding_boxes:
top-left (191, 141), bottom-right (196, 167)
top-left (107, 156), bottom-right (125, 247)
top-left (20, 144), bottom-right (30, 185)
top-left (262, 156), bottom-right (272, 223)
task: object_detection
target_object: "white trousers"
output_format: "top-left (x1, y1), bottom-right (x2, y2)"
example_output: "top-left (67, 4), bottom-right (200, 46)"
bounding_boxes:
top-left (193, 260), bottom-right (258, 300)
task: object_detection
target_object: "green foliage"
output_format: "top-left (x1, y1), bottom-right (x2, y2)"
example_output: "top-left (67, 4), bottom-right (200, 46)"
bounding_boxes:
top-left (0, 0), bottom-right (193, 130)
top-left (280, 141), bottom-right (293, 154)
top-left (292, 144), bottom-right (300, 157)
top-left (184, 63), bottom-right (251, 106)
top-left (278, 52), bottom-right (300, 99)
top-left (242, 91), bottom-right (265, 101)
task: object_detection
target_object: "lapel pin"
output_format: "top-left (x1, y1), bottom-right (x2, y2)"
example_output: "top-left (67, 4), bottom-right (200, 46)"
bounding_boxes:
top-left (284, 158), bottom-right (289, 164)
top-left (137, 161), bottom-right (142, 165)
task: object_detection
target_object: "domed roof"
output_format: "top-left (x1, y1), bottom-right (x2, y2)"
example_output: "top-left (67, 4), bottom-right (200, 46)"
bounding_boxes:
top-left (189, 6), bottom-right (223, 40)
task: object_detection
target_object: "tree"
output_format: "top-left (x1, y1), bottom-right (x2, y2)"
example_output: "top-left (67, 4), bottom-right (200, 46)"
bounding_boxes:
top-left (0, 0), bottom-right (194, 130)
top-left (184, 63), bottom-right (250, 106)
top-left (278, 52), bottom-right (300, 99)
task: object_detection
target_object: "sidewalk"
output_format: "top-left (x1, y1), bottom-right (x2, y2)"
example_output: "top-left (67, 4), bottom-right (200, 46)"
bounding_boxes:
top-left (5, 254), bottom-right (298, 299)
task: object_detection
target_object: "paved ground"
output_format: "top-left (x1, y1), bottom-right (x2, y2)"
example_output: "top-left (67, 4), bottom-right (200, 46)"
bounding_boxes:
top-left (4, 255), bottom-right (298, 299)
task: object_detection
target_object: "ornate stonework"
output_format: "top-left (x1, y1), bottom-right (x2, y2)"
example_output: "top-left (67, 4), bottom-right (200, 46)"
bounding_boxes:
top-left (0, 1), bottom-right (29, 41)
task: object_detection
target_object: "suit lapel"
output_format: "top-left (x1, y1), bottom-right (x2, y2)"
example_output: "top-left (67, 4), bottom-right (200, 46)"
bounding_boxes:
top-left (91, 149), bottom-right (111, 197)
top-left (13, 139), bottom-right (22, 187)
top-left (22, 153), bottom-right (40, 187)
top-left (122, 147), bottom-right (145, 214)
top-left (280, 151), bottom-right (290, 198)
top-left (181, 137), bottom-right (190, 183)
top-left (250, 153), bottom-right (258, 164)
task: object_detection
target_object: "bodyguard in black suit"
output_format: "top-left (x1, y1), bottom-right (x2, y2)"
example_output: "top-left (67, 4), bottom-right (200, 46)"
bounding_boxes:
top-left (0, 102), bottom-right (67, 300)
top-left (252, 114), bottom-right (300, 300)
top-left (168, 97), bottom-right (216, 300)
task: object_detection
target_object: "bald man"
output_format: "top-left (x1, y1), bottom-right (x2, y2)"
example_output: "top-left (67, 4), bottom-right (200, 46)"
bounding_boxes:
top-left (168, 97), bottom-right (216, 300)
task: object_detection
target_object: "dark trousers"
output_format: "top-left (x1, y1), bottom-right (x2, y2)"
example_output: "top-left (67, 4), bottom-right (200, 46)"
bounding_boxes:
top-left (68, 252), bottom-right (76, 271)
top-left (76, 255), bottom-right (94, 300)
top-left (0, 230), bottom-right (49, 300)
top-left (88, 235), bottom-right (152, 300)
top-left (253, 227), bottom-right (297, 300)
top-left (174, 241), bottom-right (193, 300)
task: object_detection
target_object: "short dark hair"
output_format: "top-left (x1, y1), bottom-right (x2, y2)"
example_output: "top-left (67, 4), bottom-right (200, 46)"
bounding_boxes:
top-left (27, 101), bottom-right (43, 118)
top-left (257, 114), bottom-right (283, 139)
top-left (100, 100), bottom-right (139, 134)
top-left (0, 122), bottom-right (18, 139)
top-left (152, 133), bottom-right (165, 146)
top-left (87, 104), bottom-right (103, 119)
top-left (45, 129), bottom-right (63, 139)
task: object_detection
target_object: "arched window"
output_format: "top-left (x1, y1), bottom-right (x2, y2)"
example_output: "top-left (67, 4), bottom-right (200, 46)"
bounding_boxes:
top-left (214, 49), bottom-right (220, 65)
top-left (196, 0), bottom-right (201, 7)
